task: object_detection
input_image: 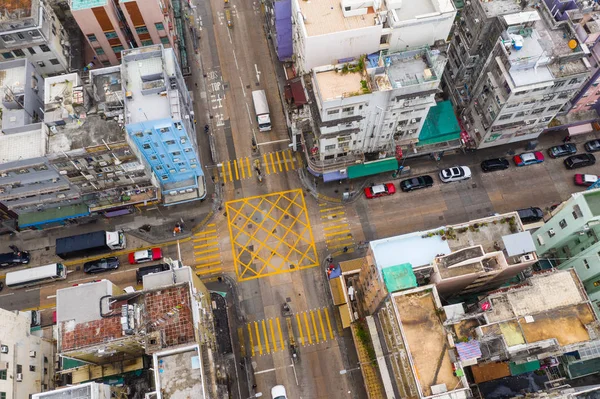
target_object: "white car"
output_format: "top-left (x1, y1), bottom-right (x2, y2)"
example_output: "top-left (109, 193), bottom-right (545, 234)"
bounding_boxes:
top-left (271, 385), bottom-right (287, 399)
top-left (439, 166), bottom-right (472, 183)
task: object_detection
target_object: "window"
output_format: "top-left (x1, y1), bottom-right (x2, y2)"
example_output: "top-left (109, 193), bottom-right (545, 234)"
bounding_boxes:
top-left (111, 45), bottom-right (124, 53)
top-left (327, 110), bottom-right (339, 115)
top-left (547, 104), bottom-right (562, 111)
top-left (0, 392), bottom-right (5, 399)
top-left (548, 229), bottom-right (556, 238)
top-left (87, 34), bottom-right (97, 42)
top-left (135, 26), bottom-right (149, 34)
top-left (96, 48), bottom-right (105, 55)
top-left (569, 78), bottom-right (580, 85)
top-left (1, 34), bottom-right (14, 42)
top-left (325, 144), bottom-right (336, 150)
top-left (28, 30), bottom-right (41, 37)
top-left (141, 40), bottom-right (153, 46)
top-left (39, 44), bottom-right (50, 52)
top-left (573, 205), bottom-right (583, 219)
top-left (165, 140), bottom-right (176, 145)
top-left (0, 370), bottom-right (6, 380)
top-left (105, 31), bottom-right (118, 39)
top-left (160, 36), bottom-right (170, 44)
top-left (161, 175), bottom-right (168, 180)
top-left (532, 108), bottom-right (545, 114)
top-left (156, 165), bottom-right (163, 170)
top-left (514, 111), bottom-right (525, 118)
top-left (26, 47), bottom-right (36, 55)
top-left (524, 100), bottom-right (536, 105)
top-left (553, 80), bottom-right (566, 88)
top-left (558, 92), bottom-right (570, 99)
top-left (142, 144), bottom-right (151, 149)
top-left (584, 259), bottom-right (590, 269)
top-left (16, 365), bottom-right (22, 374)
top-left (155, 22), bottom-right (165, 31)
top-left (13, 49), bottom-right (25, 57)
top-left (1, 52), bottom-right (13, 59)
top-left (506, 103), bottom-right (519, 108)
top-left (150, 155), bottom-right (157, 160)
top-left (29, 365), bottom-right (35, 372)
top-left (37, 61), bottom-right (45, 68)
top-left (559, 219), bottom-right (568, 229)
top-left (49, 58), bottom-right (60, 65)
top-left (499, 114), bottom-right (512, 120)
top-left (342, 107), bottom-right (354, 115)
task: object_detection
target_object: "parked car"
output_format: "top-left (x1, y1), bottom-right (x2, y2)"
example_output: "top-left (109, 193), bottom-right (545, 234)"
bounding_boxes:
top-left (574, 174), bottom-right (600, 187)
top-left (83, 257), bottom-right (120, 273)
top-left (585, 139), bottom-right (600, 152)
top-left (517, 207), bottom-right (544, 224)
top-left (439, 166), bottom-right (471, 183)
top-left (564, 153), bottom-right (596, 169)
top-left (513, 151), bottom-right (544, 166)
top-left (548, 143), bottom-right (577, 158)
top-left (129, 248), bottom-right (163, 264)
top-left (400, 175), bottom-right (434, 192)
top-left (364, 183), bottom-right (396, 199)
top-left (480, 158), bottom-right (509, 172)
top-left (271, 385), bottom-right (288, 399)
top-left (0, 250), bottom-right (30, 268)
top-left (136, 263), bottom-right (171, 283)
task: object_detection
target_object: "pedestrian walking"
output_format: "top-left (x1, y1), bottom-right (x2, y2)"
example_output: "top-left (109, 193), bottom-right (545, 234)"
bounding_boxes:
top-left (563, 135), bottom-right (570, 143)
top-left (195, 82), bottom-right (198, 88)
top-left (252, 384), bottom-right (257, 390)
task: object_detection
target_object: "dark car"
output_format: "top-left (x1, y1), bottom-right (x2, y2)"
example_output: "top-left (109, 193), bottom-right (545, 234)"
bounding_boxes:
top-left (0, 250), bottom-right (30, 268)
top-left (136, 263), bottom-right (171, 284)
top-left (585, 139), bottom-right (600, 152)
top-left (548, 143), bottom-right (577, 158)
top-left (564, 153), bottom-right (596, 169)
top-left (481, 158), bottom-right (509, 172)
top-left (83, 257), bottom-right (120, 273)
top-left (400, 175), bottom-right (434, 192)
top-left (517, 207), bottom-right (544, 224)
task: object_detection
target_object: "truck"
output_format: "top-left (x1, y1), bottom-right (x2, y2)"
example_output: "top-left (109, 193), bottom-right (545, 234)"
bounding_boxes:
top-left (252, 90), bottom-right (271, 132)
top-left (56, 230), bottom-right (126, 260)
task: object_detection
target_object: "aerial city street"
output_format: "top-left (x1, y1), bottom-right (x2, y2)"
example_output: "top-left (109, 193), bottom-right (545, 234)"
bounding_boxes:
top-left (2, 0), bottom-right (600, 398)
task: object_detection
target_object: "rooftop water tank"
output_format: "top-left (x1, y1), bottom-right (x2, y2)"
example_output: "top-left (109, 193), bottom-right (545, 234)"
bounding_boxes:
top-left (512, 35), bottom-right (524, 50)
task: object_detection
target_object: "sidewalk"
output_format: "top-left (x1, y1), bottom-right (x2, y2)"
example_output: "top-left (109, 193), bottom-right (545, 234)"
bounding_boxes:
top-left (304, 127), bottom-right (589, 202)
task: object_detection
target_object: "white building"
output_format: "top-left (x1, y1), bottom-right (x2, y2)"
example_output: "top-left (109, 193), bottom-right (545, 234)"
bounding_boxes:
top-left (0, 308), bottom-right (55, 398)
top-left (0, 0), bottom-right (70, 76)
top-left (306, 47), bottom-right (446, 178)
top-left (32, 382), bottom-right (112, 399)
top-left (291, 0), bottom-right (456, 74)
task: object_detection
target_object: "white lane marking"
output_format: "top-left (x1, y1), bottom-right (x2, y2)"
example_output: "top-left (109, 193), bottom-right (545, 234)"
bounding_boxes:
top-left (109, 269), bottom-right (135, 275)
top-left (232, 50), bottom-right (239, 69)
top-left (245, 102), bottom-right (254, 126)
top-left (254, 64), bottom-right (261, 83)
top-left (239, 76), bottom-right (246, 97)
top-left (227, 28), bottom-right (232, 44)
top-left (0, 293), bottom-right (14, 297)
top-left (47, 295), bottom-right (56, 299)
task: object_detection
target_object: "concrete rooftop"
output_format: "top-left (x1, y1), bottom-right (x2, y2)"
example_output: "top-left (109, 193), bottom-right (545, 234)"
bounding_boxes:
top-left (393, 287), bottom-right (467, 398)
top-left (0, 125), bottom-right (46, 163)
top-left (314, 69), bottom-right (364, 101)
top-left (479, 0), bottom-right (533, 19)
top-left (297, 0), bottom-right (378, 37)
top-left (155, 348), bottom-right (206, 398)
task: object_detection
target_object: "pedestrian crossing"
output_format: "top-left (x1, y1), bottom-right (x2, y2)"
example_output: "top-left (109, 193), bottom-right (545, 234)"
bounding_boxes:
top-left (320, 203), bottom-right (355, 255)
top-left (217, 149), bottom-right (303, 183)
top-left (238, 307), bottom-right (336, 358)
top-left (193, 223), bottom-right (222, 276)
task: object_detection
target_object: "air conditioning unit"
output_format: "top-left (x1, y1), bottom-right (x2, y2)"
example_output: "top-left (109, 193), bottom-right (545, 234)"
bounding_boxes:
top-left (0, 345), bottom-right (7, 354)
top-left (520, 254), bottom-right (534, 263)
top-left (410, 119), bottom-right (417, 124)
top-left (29, 350), bottom-right (36, 358)
top-left (16, 373), bottom-right (22, 382)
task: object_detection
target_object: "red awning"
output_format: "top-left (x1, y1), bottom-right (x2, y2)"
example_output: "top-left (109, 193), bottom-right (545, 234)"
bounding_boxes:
top-left (290, 81), bottom-right (307, 105)
top-left (284, 85), bottom-right (293, 101)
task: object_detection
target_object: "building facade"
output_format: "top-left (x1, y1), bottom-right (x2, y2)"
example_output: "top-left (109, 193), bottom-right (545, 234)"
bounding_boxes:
top-left (446, 1), bottom-right (592, 149)
top-left (0, 0), bottom-right (70, 75)
top-left (533, 188), bottom-right (600, 317)
top-left (291, 0), bottom-right (456, 74)
top-left (0, 308), bottom-right (55, 398)
top-left (122, 45), bottom-right (205, 205)
top-left (70, 0), bottom-right (176, 66)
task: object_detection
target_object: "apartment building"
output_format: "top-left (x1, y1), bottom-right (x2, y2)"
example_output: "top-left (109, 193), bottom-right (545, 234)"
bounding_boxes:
top-left (290, 0), bottom-right (456, 74)
top-left (0, 0), bottom-right (70, 75)
top-left (55, 265), bottom-right (219, 397)
top-left (443, 269), bottom-right (600, 374)
top-left (533, 188), bottom-right (600, 317)
top-left (353, 212), bottom-right (537, 315)
top-left (122, 45), bottom-right (205, 205)
top-left (33, 383), bottom-right (113, 399)
top-left (0, 308), bottom-right (55, 398)
top-left (305, 47), bottom-right (461, 179)
top-left (70, 0), bottom-right (175, 66)
top-left (446, 1), bottom-right (591, 149)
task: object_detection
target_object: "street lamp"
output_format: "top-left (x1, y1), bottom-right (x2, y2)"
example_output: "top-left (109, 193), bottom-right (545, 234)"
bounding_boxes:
top-left (246, 393), bottom-right (262, 398)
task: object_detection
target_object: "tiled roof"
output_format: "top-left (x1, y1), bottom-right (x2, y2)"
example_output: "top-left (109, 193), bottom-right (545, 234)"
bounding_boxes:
top-left (145, 285), bottom-right (195, 347)
top-left (61, 317), bottom-right (123, 352)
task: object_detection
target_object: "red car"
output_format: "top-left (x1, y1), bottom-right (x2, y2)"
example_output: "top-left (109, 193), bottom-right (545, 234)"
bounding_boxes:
top-left (129, 248), bottom-right (163, 264)
top-left (574, 174), bottom-right (600, 187)
top-left (513, 151), bottom-right (545, 166)
top-left (364, 183), bottom-right (396, 199)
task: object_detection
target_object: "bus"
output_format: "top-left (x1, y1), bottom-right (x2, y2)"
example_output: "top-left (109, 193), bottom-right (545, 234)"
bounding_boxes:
top-left (5, 263), bottom-right (67, 288)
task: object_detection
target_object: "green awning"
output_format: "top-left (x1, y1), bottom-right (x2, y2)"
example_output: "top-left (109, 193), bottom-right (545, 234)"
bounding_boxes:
top-left (347, 158), bottom-right (398, 179)
top-left (382, 263), bottom-right (417, 293)
top-left (568, 357), bottom-right (600, 378)
top-left (18, 203), bottom-right (90, 228)
top-left (509, 360), bottom-right (540, 376)
top-left (417, 100), bottom-right (461, 146)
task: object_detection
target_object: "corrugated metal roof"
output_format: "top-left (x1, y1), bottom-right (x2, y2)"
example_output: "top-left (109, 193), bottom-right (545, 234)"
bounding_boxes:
top-left (329, 277), bottom-right (346, 305)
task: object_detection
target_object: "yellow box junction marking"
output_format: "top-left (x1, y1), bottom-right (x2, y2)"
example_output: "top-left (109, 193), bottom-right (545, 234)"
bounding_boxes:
top-left (225, 189), bottom-right (319, 281)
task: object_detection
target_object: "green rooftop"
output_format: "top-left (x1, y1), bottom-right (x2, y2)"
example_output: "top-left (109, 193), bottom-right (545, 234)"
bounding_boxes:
top-left (417, 101), bottom-right (461, 146)
top-left (71, 0), bottom-right (108, 10)
top-left (382, 263), bottom-right (417, 293)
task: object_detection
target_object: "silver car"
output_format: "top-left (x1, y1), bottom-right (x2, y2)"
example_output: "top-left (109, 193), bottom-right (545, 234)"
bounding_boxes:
top-left (439, 166), bottom-right (472, 183)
